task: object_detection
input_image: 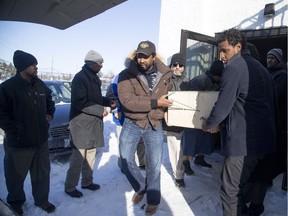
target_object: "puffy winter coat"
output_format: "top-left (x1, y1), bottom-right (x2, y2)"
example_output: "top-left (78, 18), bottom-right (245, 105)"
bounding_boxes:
top-left (118, 58), bottom-right (172, 130)
top-left (0, 74), bottom-right (55, 147)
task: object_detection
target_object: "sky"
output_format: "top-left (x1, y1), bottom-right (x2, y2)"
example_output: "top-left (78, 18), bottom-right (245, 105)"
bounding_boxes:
top-left (0, 0), bottom-right (161, 77)
top-left (0, 113), bottom-right (287, 216)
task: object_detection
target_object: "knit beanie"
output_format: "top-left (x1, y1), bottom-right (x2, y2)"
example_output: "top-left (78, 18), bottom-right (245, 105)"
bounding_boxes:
top-left (13, 50), bottom-right (38, 73)
top-left (84, 50), bottom-right (104, 64)
top-left (170, 53), bottom-right (186, 67)
top-left (209, 60), bottom-right (224, 76)
top-left (267, 48), bottom-right (283, 62)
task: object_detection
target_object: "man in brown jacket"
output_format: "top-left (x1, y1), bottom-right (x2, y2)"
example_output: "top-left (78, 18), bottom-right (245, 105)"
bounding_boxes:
top-left (118, 40), bottom-right (173, 215)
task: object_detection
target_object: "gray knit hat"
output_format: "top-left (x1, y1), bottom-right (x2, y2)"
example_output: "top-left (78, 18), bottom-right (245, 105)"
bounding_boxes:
top-left (267, 48), bottom-right (283, 62)
top-left (84, 50), bottom-right (103, 64)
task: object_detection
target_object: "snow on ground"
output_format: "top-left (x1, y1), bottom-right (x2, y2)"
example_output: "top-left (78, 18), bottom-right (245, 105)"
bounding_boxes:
top-left (0, 114), bottom-right (287, 216)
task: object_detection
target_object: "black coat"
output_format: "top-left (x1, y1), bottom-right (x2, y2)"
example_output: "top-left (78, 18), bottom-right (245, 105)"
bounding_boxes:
top-left (268, 62), bottom-right (287, 133)
top-left (0, 74), bottom-right (55, 147)
top-left (69, 65), bottom-right (111, 149)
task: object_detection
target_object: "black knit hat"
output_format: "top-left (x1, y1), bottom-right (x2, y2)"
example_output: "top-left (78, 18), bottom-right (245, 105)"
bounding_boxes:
top-left (170, 53), bottom-right (185, 67)
top-left (13, 50), bottom-right (38, 73)
top-left (209, 60), bottom-right (224, 76)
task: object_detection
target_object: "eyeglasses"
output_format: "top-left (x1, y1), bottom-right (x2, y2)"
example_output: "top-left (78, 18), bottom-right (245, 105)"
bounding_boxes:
top-left (172, 63), bottom-right (184, 68)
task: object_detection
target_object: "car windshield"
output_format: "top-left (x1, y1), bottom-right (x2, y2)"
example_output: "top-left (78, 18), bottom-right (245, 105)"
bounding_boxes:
top-left (45, 81), bottom-right (71, 104)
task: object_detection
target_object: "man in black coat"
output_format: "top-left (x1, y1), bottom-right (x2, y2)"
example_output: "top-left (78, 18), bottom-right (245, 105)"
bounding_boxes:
top-left (244, 48), bottom-right (287, 216)
top-left (0, 50), bottom-right (56, 215)
top-left (64, 50), bottom-right (115, 198)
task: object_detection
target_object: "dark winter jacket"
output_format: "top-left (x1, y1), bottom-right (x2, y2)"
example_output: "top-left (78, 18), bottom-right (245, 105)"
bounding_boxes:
top-left (247, 62), bottom-right (287, 183)
top-left (118, 58), bottom-right (173, 130)
top-left (188, 70), bottom-right (219, 91)
top-left (0, 74), bottom-right (55, 147)
top-left (268, 62), bottom-right (287, 133)
top-left (69, 64), bottom-right (111, 149)
top-left (206, 49), bottom-right (276, 157)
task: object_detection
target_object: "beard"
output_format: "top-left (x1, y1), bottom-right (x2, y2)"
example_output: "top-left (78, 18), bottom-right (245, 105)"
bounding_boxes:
top-left (28, 72), bottom-right (38, 80)
top-left (173, 71), bottom-right (182, 76)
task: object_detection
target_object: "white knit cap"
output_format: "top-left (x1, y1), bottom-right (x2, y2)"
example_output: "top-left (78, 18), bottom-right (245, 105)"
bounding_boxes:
top-left (84, 50), bottom-right (103, 64)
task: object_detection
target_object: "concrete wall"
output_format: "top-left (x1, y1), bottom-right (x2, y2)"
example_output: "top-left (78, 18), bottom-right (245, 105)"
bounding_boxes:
top-left (158, 0), bottom-right (288, 64)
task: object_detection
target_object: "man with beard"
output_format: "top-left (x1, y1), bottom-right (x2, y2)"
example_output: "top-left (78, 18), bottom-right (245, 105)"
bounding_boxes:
top-left (0, 50), bottom-right (56, 215)
top-left (118, 41), bottom-right (173, 215)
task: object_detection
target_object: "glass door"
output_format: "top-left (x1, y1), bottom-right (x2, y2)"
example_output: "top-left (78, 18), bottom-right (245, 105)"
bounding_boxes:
top-left (180, 30), bottom-right (218, 80)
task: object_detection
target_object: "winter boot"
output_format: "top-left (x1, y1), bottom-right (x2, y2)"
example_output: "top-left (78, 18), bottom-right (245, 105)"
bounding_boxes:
top-left (183, 159), bottom-right (194, 175)
top-left (194, 155), bottom-right (212, 168)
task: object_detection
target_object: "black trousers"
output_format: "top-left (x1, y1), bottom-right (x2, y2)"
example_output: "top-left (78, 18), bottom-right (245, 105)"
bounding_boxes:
top-left (245, 133), bottom-right (287, 204)
top-left (4, 141), bottom-right (51, 206)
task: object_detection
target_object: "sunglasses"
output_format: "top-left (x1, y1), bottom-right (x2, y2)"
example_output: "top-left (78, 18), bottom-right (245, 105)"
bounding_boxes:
top-left (172, 63), bottom-right (184, 68)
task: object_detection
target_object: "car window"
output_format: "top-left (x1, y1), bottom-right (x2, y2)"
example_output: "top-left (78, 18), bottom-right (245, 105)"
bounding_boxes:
top-left (62, 82), bottom-right (71, 90)
top-left (45, 81), bottom-right (71, 103)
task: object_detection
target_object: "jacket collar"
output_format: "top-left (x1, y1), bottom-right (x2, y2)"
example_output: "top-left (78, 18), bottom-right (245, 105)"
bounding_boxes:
top-left (128, 57), bottom-right (172, 76)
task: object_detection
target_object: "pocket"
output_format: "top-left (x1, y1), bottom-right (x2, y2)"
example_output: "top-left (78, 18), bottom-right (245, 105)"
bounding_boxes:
top-left (73, 114), bottom-right (94, 129)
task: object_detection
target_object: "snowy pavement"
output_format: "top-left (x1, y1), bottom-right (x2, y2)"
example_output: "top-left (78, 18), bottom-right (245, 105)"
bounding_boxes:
top-left (0, 114), bottom-right (287, 216)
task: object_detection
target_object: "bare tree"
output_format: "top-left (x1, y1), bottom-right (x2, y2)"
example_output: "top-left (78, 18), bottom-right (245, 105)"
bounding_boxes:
top-left (0, 60), bottom-right (16, 80)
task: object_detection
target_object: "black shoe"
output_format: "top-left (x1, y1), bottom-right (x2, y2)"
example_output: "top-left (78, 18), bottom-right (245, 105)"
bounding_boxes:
top-left (183, 160), bottom-right (194, 175)
top-left (81, 183), bottom-right (100, 191)
top-left (194, 155), bottom-right (212, 168)
top-left (139, 165), bottom-right (146, 170)
top-left (10, 204), bottom-right (23, 215)
top-left (175, 179), bottom-right (185, 188)
top-left (35, 201), bottom-right (56, 213)
top-left (248, 203), bottom-right (264, 216)
top-left (267, 180), bottom-right (273, 188)
top-left (65, 189), bottom-right (83, 198)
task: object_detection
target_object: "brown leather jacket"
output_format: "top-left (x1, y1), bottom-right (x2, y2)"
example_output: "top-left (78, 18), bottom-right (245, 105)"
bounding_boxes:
top-left (118, 58), bottom-right (173, 129)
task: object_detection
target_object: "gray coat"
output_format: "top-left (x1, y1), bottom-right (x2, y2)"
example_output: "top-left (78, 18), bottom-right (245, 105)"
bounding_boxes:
top-left (206, 50), bottom-right (276, 156)
top-left (69, 64), bottom-right (111, 149)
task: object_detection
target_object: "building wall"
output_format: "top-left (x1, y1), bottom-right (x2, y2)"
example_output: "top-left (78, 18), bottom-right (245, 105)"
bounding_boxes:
top-left (158, 0), bottom-right (288, 63)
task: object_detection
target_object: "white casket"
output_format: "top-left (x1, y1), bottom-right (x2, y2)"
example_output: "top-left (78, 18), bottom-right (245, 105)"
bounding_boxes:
top-left (166, 91), bottom-right (219, 129)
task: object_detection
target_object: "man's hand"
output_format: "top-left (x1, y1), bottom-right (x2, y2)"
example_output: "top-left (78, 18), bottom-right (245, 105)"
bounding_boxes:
top-left (46, 114), bottom-right (52, 122)
top-left (157, 94), bottom-right (173, 107)
top-left (201, 117), bottom-right (219, 133)
top-left (110, 100), bottom-right (117, 110)
top-left (102, 109), bottom-right (109, 117)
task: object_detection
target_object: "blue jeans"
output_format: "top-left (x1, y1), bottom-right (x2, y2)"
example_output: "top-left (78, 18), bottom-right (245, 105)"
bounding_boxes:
top-left (119, 118), bottom-right (163, 205)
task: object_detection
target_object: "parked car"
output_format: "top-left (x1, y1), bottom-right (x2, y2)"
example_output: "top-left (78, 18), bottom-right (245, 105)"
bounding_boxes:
top-left (59, 80), bottom-right (72, 91)
top-left (44, 80), bottom-right (72, 153)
